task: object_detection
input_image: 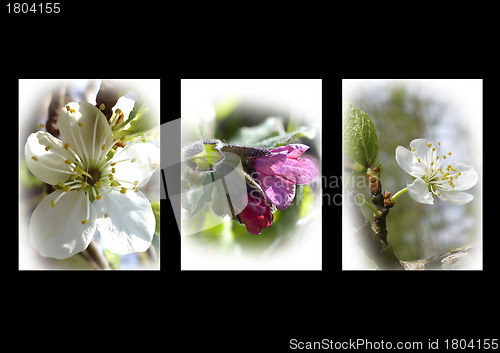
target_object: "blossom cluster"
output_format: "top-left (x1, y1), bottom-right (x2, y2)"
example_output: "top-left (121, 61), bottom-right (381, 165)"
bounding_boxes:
top-left (237, 144), bottom-right (318, 234)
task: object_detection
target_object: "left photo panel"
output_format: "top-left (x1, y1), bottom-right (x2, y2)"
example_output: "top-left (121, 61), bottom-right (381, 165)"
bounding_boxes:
top-left (19, 79), bottom-right (160, 270)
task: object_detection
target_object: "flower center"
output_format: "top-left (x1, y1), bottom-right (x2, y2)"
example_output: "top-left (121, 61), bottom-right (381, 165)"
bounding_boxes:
top-left (86, 166), bottom-right (102, 187)
top-left (415, 141), bottom-right (461, 192)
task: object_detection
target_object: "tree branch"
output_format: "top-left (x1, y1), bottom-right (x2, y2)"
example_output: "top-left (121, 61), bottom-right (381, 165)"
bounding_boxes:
top-left (402, 243), bottom-right (479, 270)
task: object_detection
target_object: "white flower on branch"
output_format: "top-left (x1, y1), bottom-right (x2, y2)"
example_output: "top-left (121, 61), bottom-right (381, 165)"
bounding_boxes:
top-left (25, 101), bottom-right (159, 259)
top-left (395, 138), bottom-right (478, 205)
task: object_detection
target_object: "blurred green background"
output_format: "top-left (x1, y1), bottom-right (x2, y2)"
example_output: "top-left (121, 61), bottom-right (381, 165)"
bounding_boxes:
top-left (343, 80), bottom-right (482, 267)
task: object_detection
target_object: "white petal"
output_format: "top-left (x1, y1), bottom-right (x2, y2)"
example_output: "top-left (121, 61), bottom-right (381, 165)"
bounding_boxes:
top-left (29, 190), bottom-right (96, 259)
top-left (95, 190), bottom-right (155, 255)
top-left (407, 177), bottom-right (434, 204)
top-left (409, 138), bottom-right (429, 158)
top-left (59, 101), bottom-right (113, 161)
top-left (112, 142), bottom-right (159, 187)
top-left (25, 132), bottom-right (74, 185)
top-left (437, 189), bottom-right (474, 205)
top-left (395, 146), bottom-right (426, 178)
top-left (450, 162), bottom-right (478, 191)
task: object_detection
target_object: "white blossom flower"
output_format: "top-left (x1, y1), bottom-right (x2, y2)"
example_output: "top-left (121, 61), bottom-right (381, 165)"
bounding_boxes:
top-left (395, 138), bottom-right (478, 205)
top-left (25, 101), bottom-right (159, 259)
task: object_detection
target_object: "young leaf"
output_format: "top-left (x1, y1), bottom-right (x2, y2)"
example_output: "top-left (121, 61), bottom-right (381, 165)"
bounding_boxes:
top-left (342, 102), bottom-right (379, 167)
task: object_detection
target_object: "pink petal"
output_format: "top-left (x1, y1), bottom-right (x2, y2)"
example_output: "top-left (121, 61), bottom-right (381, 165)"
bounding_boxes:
top-left (258, 174), bottom-right (296, 210)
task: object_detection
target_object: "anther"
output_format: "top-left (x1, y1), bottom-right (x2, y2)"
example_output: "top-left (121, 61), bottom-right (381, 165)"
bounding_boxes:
top-left (99, 103), bottom-right (105, 110)
top-left (427, 143), bottom-right (432, 147)
top-left (65, 159), bottom-right (72, 165)
top-left (58, 181), bottom-right (65, 188)
top-left (62, 186), bottom-right (71, 192)
top-left (411, 148), bottom-right (416, 151)
top-left (448, 152), bottom-right (452, 155)
top-left (110, 181), bottom-right (119, 187)
top-left (66, 105), bottom-right (71, 112)
top-left (442, 155), bottom-right (447, 159)
top-left (432, 147), bottom-right (436, 151)
top-left (51, 200), bottom-right (56, 208)
top-left (45, 145), bottom-right (52, 151)
top-left (111, 167), bottom-right (116, 174)
top-left (38, 123), bottom-right (45, 129)
top-left (81, 219), bottom-right (89, 225)
top-left (417, 158), bottom-right (421, 163)
top-left (131, 158), bottom-right (136, 163)
top-left (438, 141), bottom-right (441, 145)
top-left (81, 181), bottom-right (88, 188)
top-left (120, 187), bottom-right (127, 194)
top-left (152, 163), bottom-right (158, 169)
top-left (77, 122), bottom-right (83, 128)
top-left (64, 143), bottom-right (71, 150)
top-left (96, 194), bottom-right (102, 200)
top-left (31, 156), bottom-right (38, 161)
top-left (101, 144), bottom-right (106, 151)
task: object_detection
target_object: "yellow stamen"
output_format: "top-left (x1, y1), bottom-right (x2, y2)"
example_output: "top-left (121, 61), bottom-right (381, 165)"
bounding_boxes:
top-left (66, 105), bottom-right (71, 111)
top-left (82, 219), bottom-right (89, 225)
top-left (99, 103), bottom-right (105, 110)
top-left (62, 186), bottom-right (71, 192)
top-left (58, 181), bottom-right (65, 188)
top-left (438, 141), bottom-right (441, 145)
top-left (81, 182), bottom-right (88, 188)
top-left (38, 123), bottom-right (45, 129)
top-left (426, 143), bottom-right (432, 147)
top-left (51, 200), bottom-right (56, 208)
top-left (64, 143), bottom-right (71, 150)
top-left (31, 156), bottom-right (38, 161)
top-left (131, 158), bottom-right (136, 163)
top-left (111, 167), bottom-right (116, 174)
top-left (120, 187), bottom-right (127, 194)
top-left (45, 145), bottom-right (52, 151)
top-left (101, 144), bottom-right (106, 151)
top-left (96, 181), bottom-right (103, 186)
top-left (442, 155), bottom-right (446, 159)
top-left (77, 122), bottom-right (83, 128)
top-left (411, 148), bottom-right (416, 151)
top-left (448, 152), bottom-right (452, 155)
top-left (96, 194), bottom-right (102, 200)
top-left (65, 159), bottom-right (72, 165)
top-left (110, 181), bottom-right (119, 187)
top-left (152, 163), bottom-right (158, 169)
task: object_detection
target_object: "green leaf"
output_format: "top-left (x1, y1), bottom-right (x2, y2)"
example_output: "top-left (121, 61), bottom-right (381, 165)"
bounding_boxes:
top-left (113, 98), bottom-right (157, 139)
top-left (254, 126), bottom-right (316, 148)
top-left (230, 117), bottom-right (285, 146)
top-left (342, 102), bottom-right (379, 168)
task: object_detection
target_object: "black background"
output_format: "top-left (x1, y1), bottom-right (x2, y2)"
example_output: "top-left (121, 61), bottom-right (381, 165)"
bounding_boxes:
top-left (5, 3), bottom-right (496, 351)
